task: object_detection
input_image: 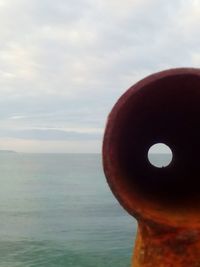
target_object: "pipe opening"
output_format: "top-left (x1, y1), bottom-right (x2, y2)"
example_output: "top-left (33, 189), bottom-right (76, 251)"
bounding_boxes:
top-left (148, 143), bottom-right (173, 168)
top-left (103, 69), bottom-right (200, 226)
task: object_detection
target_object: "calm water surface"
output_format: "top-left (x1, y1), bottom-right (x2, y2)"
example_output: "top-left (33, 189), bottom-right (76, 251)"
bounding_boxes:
top-left (0, 153), bottom-right (138, 267)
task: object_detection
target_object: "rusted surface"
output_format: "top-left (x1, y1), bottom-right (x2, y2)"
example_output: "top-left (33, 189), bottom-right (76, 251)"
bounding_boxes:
top-left (102, 68), bottom-right (200, 266)
top-left (132, 223), bottom-right (200, 267)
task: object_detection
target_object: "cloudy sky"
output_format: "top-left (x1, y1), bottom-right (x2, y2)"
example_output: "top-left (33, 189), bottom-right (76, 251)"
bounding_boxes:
top-left (0, 0), bottom-right (199, 152)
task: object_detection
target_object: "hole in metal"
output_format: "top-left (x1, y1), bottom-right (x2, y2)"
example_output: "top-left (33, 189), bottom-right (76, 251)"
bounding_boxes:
top-left (148, 143), bottom-right (173, 168)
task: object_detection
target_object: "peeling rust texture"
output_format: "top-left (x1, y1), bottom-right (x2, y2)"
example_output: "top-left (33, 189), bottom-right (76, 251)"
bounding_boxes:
top-left (102, 68), bottom-right (200, 266)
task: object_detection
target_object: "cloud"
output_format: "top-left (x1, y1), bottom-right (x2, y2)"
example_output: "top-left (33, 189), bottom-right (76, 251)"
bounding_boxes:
top-left (0, 128), bottom-right (102, 141)
top-left (0, 138), bottom-right (101, 153)
top-left (0, 0), bottom-right (199, 152)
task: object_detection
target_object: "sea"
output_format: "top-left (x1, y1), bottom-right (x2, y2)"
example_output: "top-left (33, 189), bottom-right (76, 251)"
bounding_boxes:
top-left (0, 153), bottom-right (166, 267)
top-left (0, 152), bottom-right (170, 267)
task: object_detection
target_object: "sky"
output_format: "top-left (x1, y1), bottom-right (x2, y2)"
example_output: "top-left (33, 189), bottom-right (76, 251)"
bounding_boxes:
top-left (0, 0), bottom-right (199, 153)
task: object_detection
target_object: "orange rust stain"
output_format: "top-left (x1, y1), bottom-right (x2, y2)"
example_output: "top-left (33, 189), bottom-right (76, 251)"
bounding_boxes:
top-left (131, 222), bottom-right (200, 267)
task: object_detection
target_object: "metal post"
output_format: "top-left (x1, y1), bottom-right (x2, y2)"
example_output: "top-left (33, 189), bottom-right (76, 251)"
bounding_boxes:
top-left (103, 68), bottom-right (200, 266)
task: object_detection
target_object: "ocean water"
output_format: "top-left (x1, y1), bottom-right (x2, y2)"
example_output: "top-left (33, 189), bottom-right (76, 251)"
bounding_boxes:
top-left (0, 153), bottom-right (137, 267)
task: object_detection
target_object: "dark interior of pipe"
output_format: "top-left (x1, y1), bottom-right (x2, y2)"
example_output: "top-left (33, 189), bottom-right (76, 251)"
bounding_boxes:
top-left (108, 73), bottom-right (200, 210)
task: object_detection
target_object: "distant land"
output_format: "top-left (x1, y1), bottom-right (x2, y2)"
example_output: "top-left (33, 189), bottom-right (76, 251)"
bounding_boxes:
top-left (0, 150), bottom-right (17, 153)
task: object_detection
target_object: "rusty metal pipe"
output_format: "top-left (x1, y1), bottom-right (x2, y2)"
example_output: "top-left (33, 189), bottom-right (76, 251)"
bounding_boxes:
top-left (103, 68), bottom-right (200, 267)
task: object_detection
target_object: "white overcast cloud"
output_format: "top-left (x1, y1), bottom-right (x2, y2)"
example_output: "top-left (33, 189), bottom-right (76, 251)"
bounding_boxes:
top-left (0, 0), bottom-right (199, 152)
